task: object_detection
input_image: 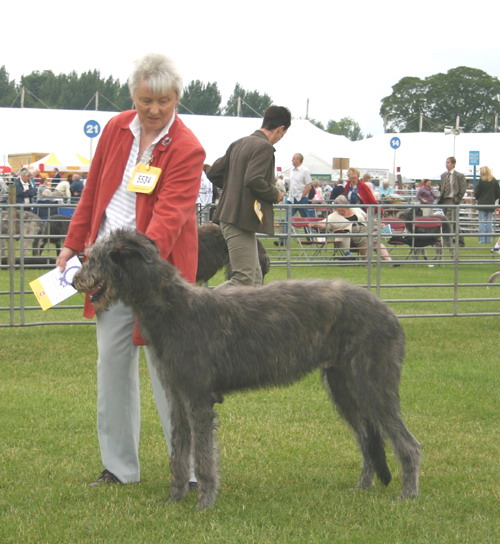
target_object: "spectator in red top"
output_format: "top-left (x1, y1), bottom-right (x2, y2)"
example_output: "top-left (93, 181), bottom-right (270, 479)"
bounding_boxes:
top-left (344, 167), bottom-right (379, 207)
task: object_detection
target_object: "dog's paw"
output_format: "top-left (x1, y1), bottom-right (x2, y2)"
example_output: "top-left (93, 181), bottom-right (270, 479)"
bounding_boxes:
top-left (196, 493), bottom-right (216, 510)
top-left (168, 484), bottom-right (189, 503)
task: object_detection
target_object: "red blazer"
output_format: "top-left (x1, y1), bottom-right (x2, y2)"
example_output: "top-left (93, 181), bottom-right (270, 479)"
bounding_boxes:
top-left (344, 180), bottom-right (379, 206)
top-left (64, 111), bottom-right (205, 333)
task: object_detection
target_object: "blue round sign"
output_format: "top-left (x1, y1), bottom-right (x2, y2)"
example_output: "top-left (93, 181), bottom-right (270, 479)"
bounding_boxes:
top-left (390, 137), bottom-right (401, 150)
top-left (84, 120), bottom-right (101, 139)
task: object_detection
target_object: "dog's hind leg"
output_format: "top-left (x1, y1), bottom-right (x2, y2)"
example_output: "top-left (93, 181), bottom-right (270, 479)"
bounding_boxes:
top-left (38, 238), bottom-right (47, 256)
top-left (188, 398), bottom-right (219, 510)
top-left (168, 393), bottom-right (191, 503)
top-left (361, 420), bottom-right (391, 487)
top-left (344, 362), bottom-right (420, 498)
top-left (323, 367), bottom-right (391, 490)
top-left (380, 413), bottom-right (421, 498)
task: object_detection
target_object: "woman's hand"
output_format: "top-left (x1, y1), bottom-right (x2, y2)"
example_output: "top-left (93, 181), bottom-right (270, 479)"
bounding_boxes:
top-left (56, 247), bottom-right (78, 272)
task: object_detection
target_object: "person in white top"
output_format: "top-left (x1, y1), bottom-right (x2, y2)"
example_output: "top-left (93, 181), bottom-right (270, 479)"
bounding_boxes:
top-left (275, 153), bottom-right (314, 246)
top-left (288, 153), bottom-right (314, 218)
top-left (53, 179), bottom-right (72, 202)
top-left (197, 170), bottom-right (213, 206)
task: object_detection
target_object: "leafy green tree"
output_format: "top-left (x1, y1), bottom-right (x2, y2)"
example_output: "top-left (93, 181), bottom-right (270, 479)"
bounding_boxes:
top-left (380, 67), bottom-right (500, 133)
top-left (223, 83), bottom-right (272, 117)
top-left (18, 70), bottom-right (64, 108)
top-left (308, 119), bottom-right (325, 130)
top-left (380, 76), bottom-right (428, 132)
top-left (0, 66), bottom-right (18, 106)
top-left (180, 80), bottom-right (221, 115)
top-left (59, 70), bottom-right (94, 109)
top-left (427, 67), bottom-right (500, 132)
top-left (10, 68), bottom-right (127, 111)
top-left (101, 76), bottom-right (130, 110)
top-left (115, 82), bottom-right (133, 110)
top-left (326, 117), bottom-right (364, 141)
top-left (57, 70), bottom-right (125, 111)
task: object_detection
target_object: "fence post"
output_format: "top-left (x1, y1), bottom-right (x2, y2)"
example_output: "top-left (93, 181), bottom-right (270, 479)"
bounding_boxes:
top-left (7, 206), bottom-right (16, 325)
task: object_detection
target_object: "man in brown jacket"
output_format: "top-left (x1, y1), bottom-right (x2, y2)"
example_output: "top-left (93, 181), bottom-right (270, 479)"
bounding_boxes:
top-left (208, 106), bottom-right (291, 288)
top-left (439, 156), bottom-right (467, 246)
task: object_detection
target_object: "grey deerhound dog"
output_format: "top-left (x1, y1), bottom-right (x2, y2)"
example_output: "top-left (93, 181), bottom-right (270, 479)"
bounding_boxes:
top-left (72, 229), bottom-right (420, 509)
top-left (0, 209), bottom-right (42, 257)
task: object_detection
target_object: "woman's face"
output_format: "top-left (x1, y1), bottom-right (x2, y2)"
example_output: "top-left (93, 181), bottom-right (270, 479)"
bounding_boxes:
top-left (132, 81), bottom-right (179, 134)
top-left (348, 170), bottom-right (358, 183)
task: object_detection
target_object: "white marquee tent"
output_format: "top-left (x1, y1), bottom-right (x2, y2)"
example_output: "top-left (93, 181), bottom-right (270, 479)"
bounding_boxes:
top-left (0, 107), bottom-right (351, 177)
top-left (349, 132), bottom-right (500, 181)
top-left (1, 107), bottom-right (499, 181)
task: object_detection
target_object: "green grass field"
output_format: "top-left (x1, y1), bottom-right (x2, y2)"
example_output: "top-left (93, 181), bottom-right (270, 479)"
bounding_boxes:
top-left (1, 260), bottom-right (499, 543)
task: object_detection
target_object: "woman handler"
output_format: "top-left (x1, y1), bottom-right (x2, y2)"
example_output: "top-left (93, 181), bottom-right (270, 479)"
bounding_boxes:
top-left (56, 53), bottom-right (205, 487)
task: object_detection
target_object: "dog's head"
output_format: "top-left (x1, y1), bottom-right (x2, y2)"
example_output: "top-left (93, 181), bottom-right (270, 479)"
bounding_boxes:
top-left (72, 229), bottom-right (159, 310)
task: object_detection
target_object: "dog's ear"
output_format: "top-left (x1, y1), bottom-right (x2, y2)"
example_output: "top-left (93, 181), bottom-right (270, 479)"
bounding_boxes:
top-left (109, 238), bottom-right (156, 266)
top-left (109, 243), bottom-right (129, 265)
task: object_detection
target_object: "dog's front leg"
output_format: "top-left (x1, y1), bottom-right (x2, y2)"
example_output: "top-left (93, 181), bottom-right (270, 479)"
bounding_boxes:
top-left (168, 393), bottom-right (191, 503)
top-left (189, 398), bottom-right (219, 509)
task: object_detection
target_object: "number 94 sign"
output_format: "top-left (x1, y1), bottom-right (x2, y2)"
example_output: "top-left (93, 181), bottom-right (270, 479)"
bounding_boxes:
top-left (84, 120), bottom-right (101, 138)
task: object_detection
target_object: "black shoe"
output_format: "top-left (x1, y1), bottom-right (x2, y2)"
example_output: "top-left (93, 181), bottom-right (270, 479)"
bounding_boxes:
top-left (338, 253), bottom-right (355, 261)
top-left (274, 240), bottom-right (285, 247)
top-left (89, 469), bottom-right (122, 487)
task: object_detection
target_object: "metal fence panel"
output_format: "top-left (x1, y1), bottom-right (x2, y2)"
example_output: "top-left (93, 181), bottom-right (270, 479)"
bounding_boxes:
top-left (1, 203), bottom-right (499, 326)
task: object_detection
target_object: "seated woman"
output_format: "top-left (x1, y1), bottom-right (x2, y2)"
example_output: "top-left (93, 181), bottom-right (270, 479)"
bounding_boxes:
top-left (312, 195), bottom-right (397, 264)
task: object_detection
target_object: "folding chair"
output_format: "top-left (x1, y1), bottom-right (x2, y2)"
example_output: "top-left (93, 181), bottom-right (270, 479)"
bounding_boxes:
top-left (384, 218), bottom-right (408, 251)
top-left (290, 216), bottom-right (327, 259)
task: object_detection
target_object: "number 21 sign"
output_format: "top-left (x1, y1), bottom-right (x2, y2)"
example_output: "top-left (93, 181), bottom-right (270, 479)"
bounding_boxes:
top-left (84, 120), bottom-right (101, 138)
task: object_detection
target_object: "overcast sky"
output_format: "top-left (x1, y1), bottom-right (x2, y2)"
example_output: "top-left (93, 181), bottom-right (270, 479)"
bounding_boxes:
top-left (3, 0), bottom-right (499, 137)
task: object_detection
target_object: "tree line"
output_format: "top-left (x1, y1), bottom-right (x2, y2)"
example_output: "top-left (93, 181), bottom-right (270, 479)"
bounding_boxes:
top-left (1, 65), bottom-right (499, 140)
top-left (0, 66), bottom-right (275, 117)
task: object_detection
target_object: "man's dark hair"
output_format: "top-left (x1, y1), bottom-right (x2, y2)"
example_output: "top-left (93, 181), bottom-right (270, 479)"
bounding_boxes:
top-left (261, 106), bottom-right (291, 131)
